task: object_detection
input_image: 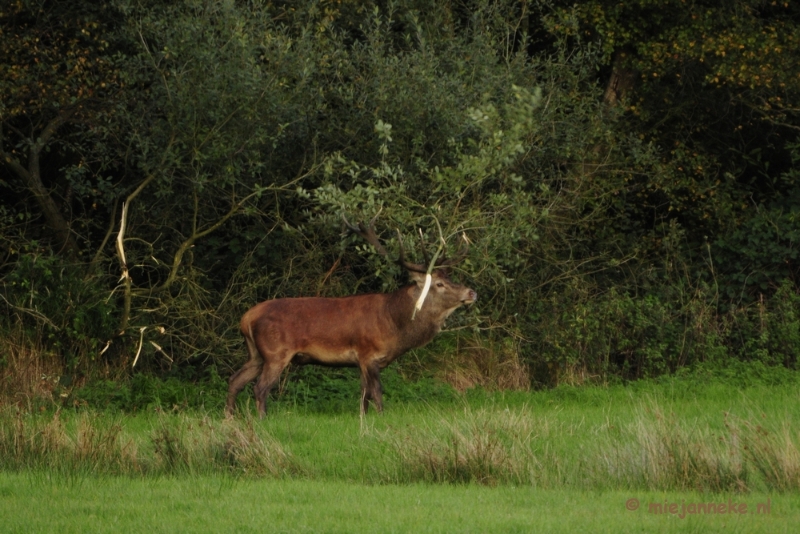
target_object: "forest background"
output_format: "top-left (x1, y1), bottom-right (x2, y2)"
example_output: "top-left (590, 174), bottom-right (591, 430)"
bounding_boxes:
top-left (2, 0), bottom-right (799, 407)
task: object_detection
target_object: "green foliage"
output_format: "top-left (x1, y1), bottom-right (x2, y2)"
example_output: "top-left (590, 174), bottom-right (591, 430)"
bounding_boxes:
top-left (541, 0), bottom-right (800, 294)
top-left (714, 194), bottom-right (800, 299)
top-left (0, 0), bottom-right (123, 117)
top-left (74, 365), bottom-right (455, 414)
top-left (0, 250), bottom-right (115, 369)
top-left (2, 0), bottom-right (800, 395)
top-left (530, 278), bottom-right (800, 383)
top-left (731, 280), bottom-right (800, 368)
top-left (279, 365), bottom-right (457, 413)
top-left (73, 368), bottom-right (227, 411)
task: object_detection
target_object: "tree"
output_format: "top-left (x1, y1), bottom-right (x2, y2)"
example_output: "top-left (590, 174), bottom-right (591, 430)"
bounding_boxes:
top-left (540, 0), bottom-right (800, 296)
top-left (0, 1), bottom-right (125, 257)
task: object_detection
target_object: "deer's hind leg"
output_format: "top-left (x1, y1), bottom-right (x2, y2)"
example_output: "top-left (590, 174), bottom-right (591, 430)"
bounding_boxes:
top-left (254, 351), bottom-right (292, 418)
top-left (226, 335), bottom-right (264, 417)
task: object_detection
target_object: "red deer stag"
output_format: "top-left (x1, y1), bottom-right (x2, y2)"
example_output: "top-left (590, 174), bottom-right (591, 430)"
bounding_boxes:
top-left (226, 219), bottom-right (476, 417)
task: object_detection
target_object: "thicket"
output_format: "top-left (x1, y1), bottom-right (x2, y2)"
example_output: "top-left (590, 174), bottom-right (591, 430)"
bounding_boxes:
top-left (1, 0), bottom-right (799, 404)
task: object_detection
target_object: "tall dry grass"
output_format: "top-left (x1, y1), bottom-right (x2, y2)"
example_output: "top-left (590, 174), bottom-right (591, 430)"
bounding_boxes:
top-left (378, 407), bottom-right (550, 486)
top-left (0, 329), bottom-right (67, 409)
top-left (0, 410), bottom-right (138, 475)
top-left (435, 336), bottom-right (530, 392)
top-left (0, 409), bottom-right (296, 477)
top-left (149, 414), bottom-right (294, 476)
top-left (582, 405), bottom-right (800, 492)
top-left (1, 401), bottom-right (799, 493)
top-left (375, 403), bottom-right (800, 492)
top-left (741, 420), bottom-right (800, 492)
top-left (594, 407), bottom-right (749, 492)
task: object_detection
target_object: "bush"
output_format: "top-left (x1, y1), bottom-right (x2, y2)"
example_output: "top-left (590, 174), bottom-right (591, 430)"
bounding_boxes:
top-left (72, 368), bottom-right (227, 412)
top-left (1, 250), bottom-right (116, 372)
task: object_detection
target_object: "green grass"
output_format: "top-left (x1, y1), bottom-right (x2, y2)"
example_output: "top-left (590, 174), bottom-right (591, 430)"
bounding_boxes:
top-left (4, 378), bottom-right (800, 489)
top-left (2, 372), bottom-right (800, 530)
top-left (0, 473), bottom-right (798, 533)
top-left (258, 380), bottom-right (800, 491)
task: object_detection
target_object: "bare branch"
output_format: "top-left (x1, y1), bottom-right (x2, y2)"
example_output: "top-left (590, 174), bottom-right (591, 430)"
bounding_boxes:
top-left (0, 293), bottom-right (60, 331)
top-left (149, 186), bottom-right (264, 295)
top-left (116, 201), bottom-right (130, 282)
top-left (437, 232), bottom-right (470, 267)
top-left (32, 107), bottom-right (79, 153)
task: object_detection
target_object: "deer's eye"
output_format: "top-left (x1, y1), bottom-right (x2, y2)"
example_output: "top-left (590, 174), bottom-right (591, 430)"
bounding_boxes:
top-left (436, 282), bottom-right (445, 288)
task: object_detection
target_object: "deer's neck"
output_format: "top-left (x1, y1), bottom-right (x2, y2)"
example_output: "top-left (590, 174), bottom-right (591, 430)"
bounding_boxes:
top-left (386, 285), bottom-right (446, 352)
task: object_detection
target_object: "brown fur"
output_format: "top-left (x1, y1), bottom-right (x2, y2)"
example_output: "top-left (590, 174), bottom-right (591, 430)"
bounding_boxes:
top-left (226, 270), bottom-right (476, 417)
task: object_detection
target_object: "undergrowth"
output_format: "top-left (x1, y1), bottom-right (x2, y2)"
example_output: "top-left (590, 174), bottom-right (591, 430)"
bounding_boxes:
top-left (68, 365), bottom-right (459, 414)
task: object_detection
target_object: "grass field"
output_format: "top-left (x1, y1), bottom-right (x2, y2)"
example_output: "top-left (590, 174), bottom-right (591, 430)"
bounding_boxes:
top-left (2, 370), bottom-right (800, 531)
top-left (1, 474), bottom-right (798, 533)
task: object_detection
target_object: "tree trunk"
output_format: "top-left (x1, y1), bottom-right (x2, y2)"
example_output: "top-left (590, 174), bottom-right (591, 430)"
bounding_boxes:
top-left (603, 48), bottom-right (638, 107)
top-left (26, 149), bottom-right (80, 256)
top-left (1, 112), bottom-right (80, 257)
